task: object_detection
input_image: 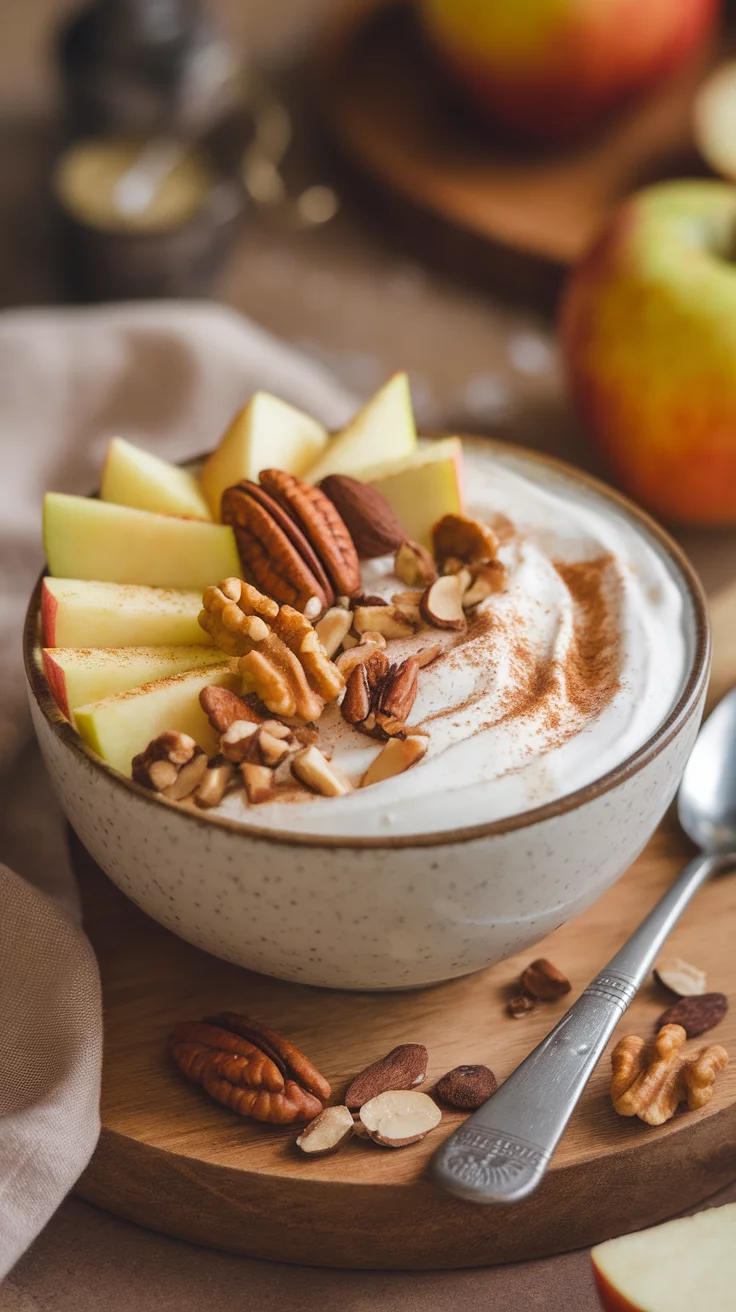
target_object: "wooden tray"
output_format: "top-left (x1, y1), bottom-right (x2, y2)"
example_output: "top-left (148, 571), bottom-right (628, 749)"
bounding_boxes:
top-left (318, 0), bottom-right (716, 304)
top-left (74, 642), bottom-right (736, 1274)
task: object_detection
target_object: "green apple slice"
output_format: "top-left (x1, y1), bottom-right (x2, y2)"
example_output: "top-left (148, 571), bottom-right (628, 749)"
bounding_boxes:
top-left (101, 437), bottom-right (212, 520)
top-left (41, 578), bottom-right (211, 648)
top-left (74, 663), bottom-right (239, 774)
top-left (200, 392), bottom-right (328, 519)
top-left (360, 438), bottom-right (464, 547)
top-left (44, 493), bottom-right (241, 590)
top-left (43, 645), bottom-right (226, 720)
top-left (306, 373), bottom-right (417, 482)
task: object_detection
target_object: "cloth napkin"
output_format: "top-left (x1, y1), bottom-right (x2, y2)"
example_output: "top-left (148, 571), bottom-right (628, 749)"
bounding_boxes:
top-left (0, 301), bottom-right (356, 1278)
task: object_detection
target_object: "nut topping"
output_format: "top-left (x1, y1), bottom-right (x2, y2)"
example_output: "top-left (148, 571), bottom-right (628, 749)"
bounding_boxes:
top-left (220, 719), bottom-right (260, 763)
top-left (394, 540), bottom-right (437, 588)
top-left (319, 474), bottom-right (406, 559)
top-left (520, 959), bottom-right (572, 1002)
top-left (200, 685), bottom-right (264, 734)
top-left (420, 574), bottom-right (466, 631)
top-left (314, 606), bottom-right (353, 658)
top-left (260, 468), bottom-right (361, 597)
top-left (462, 560), bottom-right (507, 608)
top-left (507, 993), bottom-right (536, 1019)
top-left (195, 757), bottom-right (237, 809)
top-left (296, 1105), bottom-right (355, 1156)
top-left (435, 1064), bottom-right (498, 1110)
top-left (611, 1023), bottom-right (728, 1126)
top-left (291, 745), bottom-right (353, 797)
top-left (353, 604), bottom-right (420, 639)
top-left (359, 1089), bottom-right (442, 1147)
top-left (241, 761), bottom-right (275, 803)
top-left (335, 631), bottom-right (387, 677)
top-left (653, 957), bottom-right (708, 998)
top-left (375, 657), bottom-right (419, 737)
top-left (432, 513), bottom-right (499, 567)
top-left (657, 993), bottom-right (728, 1039)
top-left (132, 731), bottom-right (207, 798)
top-left (361, 734), bottom-right (428, 787)
top-left (221, 482), bottom-right (330, 615)
top-left (345, 1043), bottom-right (429, 1109)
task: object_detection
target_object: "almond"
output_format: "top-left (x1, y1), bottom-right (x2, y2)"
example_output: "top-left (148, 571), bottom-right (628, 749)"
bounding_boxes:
top-left (220, 719), bottom-right (260, 763)
top-left (420, 575), bottom-right (466, 630)
top-left (653, 957), bottom-right (707, 998)
top-left (320, 474), bottom-right (406, 559)
top-left (657, 992), bottom-right (728, 1039)
top-left (432, 513), bottom-right (498, 567)
top-left (359, 1090), bottom-right (441, 1148)
top-left (291, 745), bottom-right (353, 797)
top-left (296, 1105), bottom-right (355, 1157)
top-left (520, 959), bottom-right (572, 1002)
top-left (361, 735), bottom-right (428, 787)
top-left (462, 560), bottom-right (507, 608)
top-left (434, 1064), bottom-right (497, 1110)
top-left (345, 1043), bottom-right (429, 1109)
top-left (394, 540), bottom-right (437, 588)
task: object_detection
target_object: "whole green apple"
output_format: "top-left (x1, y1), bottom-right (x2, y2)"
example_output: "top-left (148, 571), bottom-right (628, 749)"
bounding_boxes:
top-left (560, 180), bottom-right (736, 525)
top-left (418, 0), bottom-right (719, 146)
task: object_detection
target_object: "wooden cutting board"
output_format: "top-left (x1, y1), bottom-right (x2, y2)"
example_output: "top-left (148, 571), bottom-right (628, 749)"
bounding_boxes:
top-left (73, 581), bottom-right (736, 1269)
top-left (318, 0), bottom-right (718, 304)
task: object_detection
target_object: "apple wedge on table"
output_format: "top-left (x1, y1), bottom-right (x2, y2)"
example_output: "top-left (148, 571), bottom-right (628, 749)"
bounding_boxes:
top-left (43, 646), bottom-right (226, 720)
top-left (43, 494), bottom-right (240, 590)
top-left (41, 578), bottom-right (211, 649)
top-left (73, 664), bottom-right (240, 774)
top-left (100, 437), bottom-right (212, 520)
top-left (592, 1203), bottom-right (736, 1312)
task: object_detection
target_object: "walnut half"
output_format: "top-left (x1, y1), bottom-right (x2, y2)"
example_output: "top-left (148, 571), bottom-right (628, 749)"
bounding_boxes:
top-left (610, 1023), bottom-right (728, 1126)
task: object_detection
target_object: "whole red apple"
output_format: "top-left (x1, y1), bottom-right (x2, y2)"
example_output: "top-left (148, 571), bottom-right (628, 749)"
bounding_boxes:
top-left (560, 180), bottom-right (736, 526)
top-left (418, 0), bottom-right (719, 146)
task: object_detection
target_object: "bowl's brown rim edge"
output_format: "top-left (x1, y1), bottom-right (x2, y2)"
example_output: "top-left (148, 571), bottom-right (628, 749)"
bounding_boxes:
top-left (24, 436), bottom-right (712, 852)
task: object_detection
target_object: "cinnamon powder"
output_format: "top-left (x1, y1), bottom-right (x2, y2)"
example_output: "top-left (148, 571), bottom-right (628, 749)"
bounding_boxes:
top-left (553, 554), bottom-right (622, 718)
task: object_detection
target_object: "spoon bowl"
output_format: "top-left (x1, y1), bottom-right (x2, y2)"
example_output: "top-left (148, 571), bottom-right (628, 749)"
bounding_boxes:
top-left (678, 685), bottom-right (736, 854)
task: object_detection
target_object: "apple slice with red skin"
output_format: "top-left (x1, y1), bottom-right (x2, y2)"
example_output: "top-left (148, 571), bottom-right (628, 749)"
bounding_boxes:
top-left (591, 1203), bottom-right (736, 1312)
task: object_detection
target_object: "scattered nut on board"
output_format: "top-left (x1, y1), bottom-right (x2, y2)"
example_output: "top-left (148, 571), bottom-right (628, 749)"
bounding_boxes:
top-left (344, 1044), bottom-right (428, 1109)
top-left (653, 957), bottom-right (707, 998)
top-left (508, 993), bottom-right (536, 1019)
top-left (520, 958), bottom-right (572, 1002)
top-left (358, 1090), bottom-right (442, 1147)
top-left (657, 992), bottom-right (729, 1039)
top-left (296, 1106), bottom-right (355, 1157)
top-left (434, 1065), bottom-right (497, 1110)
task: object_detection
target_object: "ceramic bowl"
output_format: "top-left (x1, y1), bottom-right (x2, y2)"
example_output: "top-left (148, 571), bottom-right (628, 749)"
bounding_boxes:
top-left (24, 444), bottom-right (710, 990)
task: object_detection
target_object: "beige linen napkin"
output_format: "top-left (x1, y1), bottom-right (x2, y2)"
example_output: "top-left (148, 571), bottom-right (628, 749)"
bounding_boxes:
top-left (0, 302), bottom-right (356, 1278)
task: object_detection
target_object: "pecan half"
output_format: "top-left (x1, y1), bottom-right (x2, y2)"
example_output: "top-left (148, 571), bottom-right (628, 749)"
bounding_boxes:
top-left (610, 1023), bottom-right (728, 1126)
top-left (319, 474), bottom-right (406, 559)
top-left (168, 1018), bottom-right (325, 1124)
top-left (208, 1011), bottom-right (332, 1101)
top-left (260, 469), bottom-right (361, 597)
top-left (221, 482), bottom-right (330, 615)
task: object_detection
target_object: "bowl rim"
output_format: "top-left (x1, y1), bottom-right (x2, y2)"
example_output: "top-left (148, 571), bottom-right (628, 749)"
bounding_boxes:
top-left (25, 436), bottom-right (711, 851)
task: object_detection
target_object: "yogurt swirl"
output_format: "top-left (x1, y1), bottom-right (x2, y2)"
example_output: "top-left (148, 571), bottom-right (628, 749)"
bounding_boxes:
top-left (217, 441), bottom-right (691, 838)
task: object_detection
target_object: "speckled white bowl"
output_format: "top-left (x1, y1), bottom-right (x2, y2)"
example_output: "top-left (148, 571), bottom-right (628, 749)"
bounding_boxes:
top-left (25, 446), bottom-right (710, 990)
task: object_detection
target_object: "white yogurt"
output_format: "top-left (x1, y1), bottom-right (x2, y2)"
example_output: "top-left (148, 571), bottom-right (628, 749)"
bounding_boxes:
top-left (217, 441), bottom-right (692, 838)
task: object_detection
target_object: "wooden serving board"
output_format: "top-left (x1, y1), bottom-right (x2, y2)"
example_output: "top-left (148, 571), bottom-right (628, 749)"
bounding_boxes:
top-left (318, 0), bottom-right (718, 304)
top-left (74, 576), bottom-right (736, 1268)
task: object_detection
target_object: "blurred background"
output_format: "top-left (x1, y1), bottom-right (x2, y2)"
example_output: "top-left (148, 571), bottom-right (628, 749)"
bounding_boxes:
top-left (2, 0), bottom-right (736, 589)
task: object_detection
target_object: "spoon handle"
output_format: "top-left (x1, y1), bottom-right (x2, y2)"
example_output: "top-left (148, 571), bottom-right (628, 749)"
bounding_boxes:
top-left (432, 851), bottom-right (728, 1206)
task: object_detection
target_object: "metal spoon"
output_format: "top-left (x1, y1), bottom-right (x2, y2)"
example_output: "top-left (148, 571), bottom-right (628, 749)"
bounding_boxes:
top-left (432, 687), bottom-right (736, 1205)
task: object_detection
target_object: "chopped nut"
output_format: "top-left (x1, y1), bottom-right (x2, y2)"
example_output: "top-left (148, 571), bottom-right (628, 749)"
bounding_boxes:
top-left (420, 575), bottom-right (466, 630)
top-left (164, 751), bottom-right (208, 800)
top-left (508, 993), bottom-right (536, 1019)
top-left (350, 592), bottom-right (388, 609)
top-left (341, 663), bottom-right (373, 726)
top-left (657, 993), bottom-right (728, 1039)
top-left (414, 643), bottom-right (443, 669)
top-left (291, 745), bottom-right (353, 797)
top-left (345, 1044), bottom-right (428, 1109)
top-left (611, 1023), bottom-right (729, 1126)
top-left (361, 735), bottom-right (428, 787)
top-left (353, 604), bottom-right (420, 639)
top-left (462, 560), bottom-right (507, 608)
top-left (394, 540), bottom-right (437, 588)
top-left (341, 632), bottom-right (358, 650)
top-left (335, 631), bottom-right (387, 677)
top-left (257, 728), bottom-right (295, 767)
top-left (432, 513), bottom-right (498, 567)
top-left (359, 1090), bottom-right (442, 1147)
top-left (375, 657), bottom-right (419, 737)
top-left (200, 685), bottom-right (264, 734)
top-left (296, 1105), bottom-right (355, 1157)
top-left (520, 959), bottom-right (571, 1002)
top-left (653, 957), bottom-right (707, 998)
top-left (132, 731), bottom-right (205, 796)
top-left (435, 1065), bottom-right (497, 1110)
top-left (294, 724), bottom-right (320, 747)
top-left (391, 590), bottom-right (424, 607)
top-left (220, 719), bottom-right (260, 763)
top-left (195, 757), bottom-right (236, 808)
top-left (241, 761), bottom-right (275, 803)
top-left (314, 607), bottom-right (353, 658)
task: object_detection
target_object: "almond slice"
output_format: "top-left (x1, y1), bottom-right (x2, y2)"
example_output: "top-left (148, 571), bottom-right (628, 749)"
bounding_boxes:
top-left (361, 735), bottom-right (428, 787)
top-left (359, 1090), bottom-right (442, 1148)
top-left (296, 1105), bottom-right (355, 1157)
top-left (291, 745), bottom-right (353, 797)
top-left (314, 607), bottom-right (353, 658)
top-left (420, 575), bottom-right (466, 630)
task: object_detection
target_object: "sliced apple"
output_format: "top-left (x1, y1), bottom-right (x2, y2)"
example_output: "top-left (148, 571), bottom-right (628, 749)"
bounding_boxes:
top-left (44, 493), bottom-right (240, 590)
top-left (100, 436), bottom-right (212, 520)
top-left (41, 578), bottom-right (211, 649)
top-left (200, 393), bottom-right (328, 519)
top-left (306, 373), bottom-right (417, 482)
top-left (358, 438), bottom-right (464, 548)
top-left (592, 1204), bottom-right (736, 1312)
top-left (43, 646), bottom-right (226, 720)
top-left (74, 663), bottom-right (239, 774)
